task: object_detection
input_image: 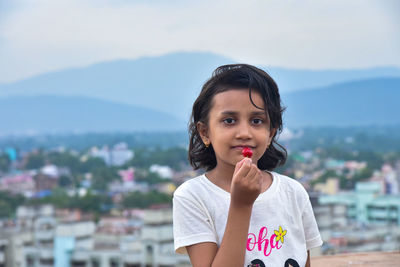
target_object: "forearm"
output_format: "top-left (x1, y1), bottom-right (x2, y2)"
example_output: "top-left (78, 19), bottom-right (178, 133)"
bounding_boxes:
top-left (211, 202), bottom-right (253, 267)
top-left (305, 250), bottom-right (311, 267)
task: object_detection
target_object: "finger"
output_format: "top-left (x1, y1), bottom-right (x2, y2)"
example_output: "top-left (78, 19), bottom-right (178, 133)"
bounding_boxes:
top-left (234, 157), bottom-right (247, 174)
top-left (245, 164), bottom-right (259, 181)
top-left (247, 166), bottom-right (263, 189)
top-left (234, 158), bottom-right (252, 178)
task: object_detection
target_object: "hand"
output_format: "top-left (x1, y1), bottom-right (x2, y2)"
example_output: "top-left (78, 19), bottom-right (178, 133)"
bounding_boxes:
top-left (230, 157), bottom-right (262, 207)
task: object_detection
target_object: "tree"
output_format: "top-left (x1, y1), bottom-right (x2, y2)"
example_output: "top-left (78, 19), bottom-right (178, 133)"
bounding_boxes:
top-left (151, 147), bottom-right (188, 170)
top-left (352, 167), bottom-right (373, 182)
top-left (48, 188), bottom-right (71, 208)
top-left (125, 147), bottom-right (188, 171)
top-left (0, 154), bottom-right (11, 173)
top-left (122, 191), bottom-right (172, 209)
top-left (27, 187), bottom-right (113, 214)
top-left (0, 200), bottom-right (12, 218)
top-left (0, 191), bottom-right (25, 218)
top-left (48, 152), bottom-right (80, 173)
top-left (58, 175), bottom-right (73, 188)
top-left (25, 152), bottom-right (45, 169)
top-left (91, 167), bottom-right (119, 191)
top-left (29, 187), bottom-right (71, 209)
top-left (79, 157), bottom-right (106, 173)
top-left (135, 170), bottom-right (167, 185)
top-left (311, 170), bottom-right (339, 186)
top-left (74, 191), bottom-right (111, 213)
top-left (356, 151), bottom-right (383, 171)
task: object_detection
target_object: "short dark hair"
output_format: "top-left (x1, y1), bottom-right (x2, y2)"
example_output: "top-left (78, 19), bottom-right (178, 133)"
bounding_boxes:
top-left (188, 64), bottom-right (287, 171)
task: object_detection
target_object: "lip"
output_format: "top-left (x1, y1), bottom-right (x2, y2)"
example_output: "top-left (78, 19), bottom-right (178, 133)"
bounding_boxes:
top-left (232, 145), bottom-right (255, 150)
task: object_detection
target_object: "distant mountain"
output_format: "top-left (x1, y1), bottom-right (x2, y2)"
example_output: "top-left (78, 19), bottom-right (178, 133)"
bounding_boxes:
top-left (268, 66), bottom-right (400, 92)
top-left (282, 77), bottom-right (400, 127)
top-left (1, 77), bottom-right (398, 135)
top-left (0, 52), bottom-right (234, 120)
top-left (0, 95), bottom-right (186, 135)
top-left (0, 52), bottom-right (399, 121)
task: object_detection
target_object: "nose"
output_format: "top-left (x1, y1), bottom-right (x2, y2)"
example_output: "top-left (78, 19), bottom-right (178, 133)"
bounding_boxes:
top-left (235, 121), bottom-right (252, 139)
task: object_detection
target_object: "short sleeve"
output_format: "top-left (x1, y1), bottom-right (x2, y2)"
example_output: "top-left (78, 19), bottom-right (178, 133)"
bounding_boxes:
top-left (173, 194), bottom-right (217, 254)
top-left (301, 195), bottom-right (323, 250)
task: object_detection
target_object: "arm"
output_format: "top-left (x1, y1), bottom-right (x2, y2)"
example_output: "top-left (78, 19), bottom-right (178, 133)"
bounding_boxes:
top-left (305, 250), bottom-right (310, 267)
top-left (187, 201), bottom-right (253, 267)
top-left (187, 158), bottom-right (261, 267)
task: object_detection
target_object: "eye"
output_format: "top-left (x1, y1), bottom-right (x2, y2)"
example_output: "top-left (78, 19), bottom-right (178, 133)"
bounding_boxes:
top-left (223, 118), bottom-right (236, 124)
top-left (252, 118), bottom-right (264, 125)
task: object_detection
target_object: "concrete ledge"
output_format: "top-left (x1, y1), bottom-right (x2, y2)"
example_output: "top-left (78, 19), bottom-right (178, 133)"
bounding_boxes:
top-left (312, 251), bottom-right (400, 267)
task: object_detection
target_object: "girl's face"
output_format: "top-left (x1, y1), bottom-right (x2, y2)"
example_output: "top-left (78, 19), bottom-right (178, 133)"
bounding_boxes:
top-left (198, 89), bottom-right (276, 169)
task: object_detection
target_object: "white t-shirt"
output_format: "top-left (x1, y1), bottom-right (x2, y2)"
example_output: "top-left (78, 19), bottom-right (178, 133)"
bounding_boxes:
top-left (173, 171), bottom-right (323, 267)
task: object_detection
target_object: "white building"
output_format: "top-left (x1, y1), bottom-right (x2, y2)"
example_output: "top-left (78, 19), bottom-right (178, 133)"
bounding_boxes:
top-left (149, 165), bottom-right (173, 179)
top-left (69, 209), bottom-right (190, 267)
top-left (1, 206), bottom-right (190, 267)
top-left (22, 217), bottom-right (96, 267)
top-left (90, 143), bottom-right (134, 167)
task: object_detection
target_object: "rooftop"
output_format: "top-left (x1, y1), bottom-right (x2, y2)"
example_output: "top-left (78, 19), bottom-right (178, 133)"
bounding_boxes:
top-left (312, 251), bottom-right (400, 267)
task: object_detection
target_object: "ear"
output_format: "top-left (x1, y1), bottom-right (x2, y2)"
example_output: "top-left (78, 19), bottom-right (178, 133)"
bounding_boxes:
top-left (196, 121), bottom-right (210, 144)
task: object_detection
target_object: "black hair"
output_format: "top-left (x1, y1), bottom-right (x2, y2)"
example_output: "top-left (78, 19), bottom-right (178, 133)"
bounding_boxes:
top-left (188, 64), bottom-right (287, 171)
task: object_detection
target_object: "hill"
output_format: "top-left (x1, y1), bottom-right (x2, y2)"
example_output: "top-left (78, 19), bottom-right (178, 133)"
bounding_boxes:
top-left (0, 52), bottom-right (399, 121)
top-left (282, 77), bottom-right (400, 127)
top-left (0, 95), bottom-right (185, 135)
top-left (1, 77), bottom-right (398, 134)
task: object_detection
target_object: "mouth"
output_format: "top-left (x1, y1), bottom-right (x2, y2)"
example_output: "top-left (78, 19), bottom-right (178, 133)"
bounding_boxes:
top-left (232, 145), bottom-right (255, 150)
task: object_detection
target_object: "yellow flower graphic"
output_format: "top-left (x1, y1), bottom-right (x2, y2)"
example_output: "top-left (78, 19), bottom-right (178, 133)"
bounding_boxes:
top-left (274, 226), bottom-right (287, 244)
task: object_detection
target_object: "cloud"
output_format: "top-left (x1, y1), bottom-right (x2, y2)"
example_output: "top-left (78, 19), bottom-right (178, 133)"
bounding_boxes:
top-left (0, 0), bottom-right (399, 82)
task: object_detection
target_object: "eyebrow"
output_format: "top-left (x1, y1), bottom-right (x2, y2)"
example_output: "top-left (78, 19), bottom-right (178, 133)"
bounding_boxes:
top-left (220, 111), bottom-right (267, 116)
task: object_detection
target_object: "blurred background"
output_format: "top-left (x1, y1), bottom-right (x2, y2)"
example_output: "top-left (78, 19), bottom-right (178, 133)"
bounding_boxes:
top-left (0, 0), bottom-right (399, 266)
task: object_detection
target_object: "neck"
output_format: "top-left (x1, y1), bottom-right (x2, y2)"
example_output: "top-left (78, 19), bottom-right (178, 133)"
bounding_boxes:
top-left (206, 162), bottom-right (236, 192)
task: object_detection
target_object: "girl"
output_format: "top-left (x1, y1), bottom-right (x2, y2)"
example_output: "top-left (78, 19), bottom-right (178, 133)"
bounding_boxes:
top-left (173, 64), bottom-right (322, 267)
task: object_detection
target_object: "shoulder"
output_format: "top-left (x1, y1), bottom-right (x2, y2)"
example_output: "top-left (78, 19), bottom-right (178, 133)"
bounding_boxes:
top-left (273, 172), bottom-right (309, 199)
top-left (173, 174), bottom-right (217, 216)
top-left (174, 174), bottom-right (208, 200)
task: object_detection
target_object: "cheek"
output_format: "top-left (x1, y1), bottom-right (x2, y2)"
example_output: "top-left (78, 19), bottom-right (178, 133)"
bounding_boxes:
top-left (257, 130), bottom-right (270, 141)
top-left (265, 130), bottom-right (274, 143)
top-left (209, 125), bottom-right (231, 140)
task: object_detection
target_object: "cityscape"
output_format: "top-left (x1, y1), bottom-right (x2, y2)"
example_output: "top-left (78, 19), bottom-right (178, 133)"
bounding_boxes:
top-left (0, 126), bottom-right (399, 267)
top-left (1, 1), bottom-right (398, 266)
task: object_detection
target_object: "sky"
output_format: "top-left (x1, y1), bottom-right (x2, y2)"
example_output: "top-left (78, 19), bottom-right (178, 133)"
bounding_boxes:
top-left (0, 0), bottom-right (399, 83)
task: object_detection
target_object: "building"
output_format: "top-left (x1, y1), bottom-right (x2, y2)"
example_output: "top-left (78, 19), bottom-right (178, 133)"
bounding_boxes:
top-left (34, 173), bottom-right (58, 193)
top-left (90, 143), bottom-right (134, 167)
top-left (0, 205), bottom-right (190, 267)
top-left (0, 238), bottom-right (8, 267)
top-left (0, 205), bottom-right (54, 267)
top-left (0, 173), bottom-right (35, 197)
top-left (315, 181), bottom-right (400, 254)
top-left (68, 208), bottom-right (190, 267)
top-left (319, 182), bottom-right (400, 226)
top-left (21, 211), bottom-right (96, 267)
top-left (149, 165), bottom-right (173, 180)
top-left (314, 178), bottom-right (340, 195)
top-left (110, 143), bottom-right (134, 167)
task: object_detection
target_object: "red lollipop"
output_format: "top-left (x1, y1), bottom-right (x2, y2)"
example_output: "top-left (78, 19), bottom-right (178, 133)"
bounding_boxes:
top-left (242, 147), bottom-right (253, 158)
